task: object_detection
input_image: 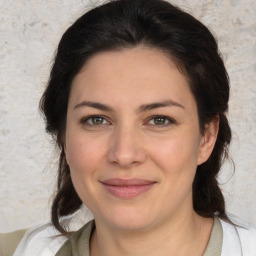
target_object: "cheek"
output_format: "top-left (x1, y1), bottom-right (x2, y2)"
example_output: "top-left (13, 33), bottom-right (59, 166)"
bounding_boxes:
top-left (145, 132), bottom-right (201, 214)
top-left (64, 135), bottom-right (105, 203)
top-left (65, 134), bottom-right (105, 205)
top-left (148, 132), bottom-right (200, 172)
top-left (65, 133), bottom-right (104, 172)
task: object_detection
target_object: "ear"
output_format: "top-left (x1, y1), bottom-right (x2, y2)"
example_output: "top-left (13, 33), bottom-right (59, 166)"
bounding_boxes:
top-left (197, 115), bottom-right (219, 165)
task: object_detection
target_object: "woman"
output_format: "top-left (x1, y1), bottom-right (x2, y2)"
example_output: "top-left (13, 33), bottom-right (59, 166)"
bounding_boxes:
top-left (1, 0), bottom-right (256, 255)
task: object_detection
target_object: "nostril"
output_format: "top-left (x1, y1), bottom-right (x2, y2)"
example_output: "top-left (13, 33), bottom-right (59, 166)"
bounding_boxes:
top-left (106, 128), bottom-right (147, 167)
top-left (107, 145), bottom-right (147, 168)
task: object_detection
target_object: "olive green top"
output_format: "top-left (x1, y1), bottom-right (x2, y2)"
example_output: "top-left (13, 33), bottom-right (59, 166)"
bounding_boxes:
top-left (0, 229), bottom-right (28, 256)
top-left (56, 217), bottom-right (223, 256)
top-left (0, 217), bottom-right (222, 256)
top-left (203, 217), bottom-right (223, 255)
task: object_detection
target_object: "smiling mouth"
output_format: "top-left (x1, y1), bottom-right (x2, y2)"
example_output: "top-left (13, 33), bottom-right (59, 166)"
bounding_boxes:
top-left (100, 178), bottom-right (156, 199)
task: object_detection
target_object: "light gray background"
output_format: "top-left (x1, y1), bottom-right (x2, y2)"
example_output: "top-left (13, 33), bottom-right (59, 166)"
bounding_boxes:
top-left (0, 0), bottom-right (255, 232)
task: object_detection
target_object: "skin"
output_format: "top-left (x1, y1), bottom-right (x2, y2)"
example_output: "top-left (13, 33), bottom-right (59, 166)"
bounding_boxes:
top-left (65, 46), bottom-right (219, 256)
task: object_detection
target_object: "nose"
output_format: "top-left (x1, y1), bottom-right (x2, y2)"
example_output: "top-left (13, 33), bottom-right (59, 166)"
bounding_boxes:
top-left (107, 125), bottom-right (147, 168)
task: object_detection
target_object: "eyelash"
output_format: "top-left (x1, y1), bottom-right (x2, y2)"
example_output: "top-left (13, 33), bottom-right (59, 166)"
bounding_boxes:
top-left (80, 115), bottom-right (175, 128)
top-left (147, 115), bottom-right (175, 127)
top-left (80, 115), bottom-right (110, 126)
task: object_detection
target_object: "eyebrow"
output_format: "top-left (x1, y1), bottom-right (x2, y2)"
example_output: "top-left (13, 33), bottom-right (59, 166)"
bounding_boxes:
top-left (138, 100), bottom-right (184, 113)
top-left (73, 99), bottom-right (184, 112)
top-left (73, 101), bottom-right (113, 111)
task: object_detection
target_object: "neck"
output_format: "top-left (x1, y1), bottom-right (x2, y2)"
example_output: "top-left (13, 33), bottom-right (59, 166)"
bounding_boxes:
top-left (90, 211), bottom-right (213, 256)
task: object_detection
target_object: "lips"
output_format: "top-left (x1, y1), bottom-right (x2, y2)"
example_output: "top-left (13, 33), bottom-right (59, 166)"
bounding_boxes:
top-left (100, 178), bottom-right (156, 199)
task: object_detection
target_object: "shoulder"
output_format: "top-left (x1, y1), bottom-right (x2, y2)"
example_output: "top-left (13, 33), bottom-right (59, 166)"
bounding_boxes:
top-left (0, 229), bottom-right (27, 256)
top-left (1, 223), bottom-right (68, 256)
top-left (219, 216), bottom-right (256, 255)
top-left (55, 219), bottom-right (95, 256)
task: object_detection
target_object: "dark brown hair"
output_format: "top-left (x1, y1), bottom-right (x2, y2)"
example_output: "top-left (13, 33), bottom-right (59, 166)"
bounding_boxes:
top-left (40, 0), bottom-right (232, 234)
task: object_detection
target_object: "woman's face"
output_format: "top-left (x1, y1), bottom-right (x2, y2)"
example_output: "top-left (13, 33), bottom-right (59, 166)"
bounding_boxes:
top-left (65, 47), bottom-right (216, 231)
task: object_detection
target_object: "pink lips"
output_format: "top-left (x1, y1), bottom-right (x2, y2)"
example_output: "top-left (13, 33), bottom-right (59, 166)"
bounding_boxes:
top-left (100, 178), bottom-right (156, 199)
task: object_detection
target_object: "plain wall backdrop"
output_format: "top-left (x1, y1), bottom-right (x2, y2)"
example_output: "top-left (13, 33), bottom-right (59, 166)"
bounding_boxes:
top-left (0, 0), bottom-right (255, 232)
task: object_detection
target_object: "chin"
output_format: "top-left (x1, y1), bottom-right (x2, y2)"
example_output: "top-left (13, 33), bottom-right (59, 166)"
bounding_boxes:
top-left (98, 205), bottom-right (156, 231)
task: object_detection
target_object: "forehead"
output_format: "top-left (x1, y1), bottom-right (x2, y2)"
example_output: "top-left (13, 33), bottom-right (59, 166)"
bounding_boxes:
top-left (69, 47), bottom-right (195, 110)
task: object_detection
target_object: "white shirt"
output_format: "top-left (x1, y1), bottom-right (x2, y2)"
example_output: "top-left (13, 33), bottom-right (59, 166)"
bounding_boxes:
top-left (14, 217), bottom-right (256, 256)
